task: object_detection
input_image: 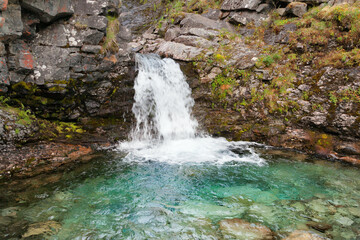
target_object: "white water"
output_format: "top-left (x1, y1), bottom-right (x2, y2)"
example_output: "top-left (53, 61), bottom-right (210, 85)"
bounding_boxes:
top-left (118, 54), bottom-right (264, 165)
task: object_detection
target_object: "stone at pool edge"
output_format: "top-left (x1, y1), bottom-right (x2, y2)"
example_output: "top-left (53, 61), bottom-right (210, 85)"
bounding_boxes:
top-left (282, 230), bottom-right (330, 240)
top-left (218, 218), bottom-right (274, 240)
top-left (22, 220), bottom-right (61, 238)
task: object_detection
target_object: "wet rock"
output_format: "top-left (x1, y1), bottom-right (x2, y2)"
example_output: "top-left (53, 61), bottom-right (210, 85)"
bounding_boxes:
top-left (21, 0), bottom-right (74, 23)
top-left (0, 0), bottom-right (23, 40)
top-left (306, 221), bottom-right (332, 233)
top-left (156, 41), bottom-right (203, 61)
top-left (285, 2), bottom-right (307, 18)
top-left (219, 218), bottom-right (274, 240)
top-left (334, 214), bottom-right (354, 226)
top-left (307, 199), bottom-right (329, 213)
top-left (347, 207), bottom-right (360, 217)
top-left (283, 230), bottom-right (329, 240)
top-left (335, 143), bottom-right (360, 156)
top-left (221, 0), bottom-right (262, 11)
top-left (22, 220), bottom-right (61, 238)
top-left (180, 13), bottom-right (233, 31)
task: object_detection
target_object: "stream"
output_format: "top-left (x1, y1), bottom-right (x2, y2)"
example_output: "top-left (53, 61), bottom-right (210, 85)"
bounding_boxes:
top-left (0, 55), bottom-right (359, 239)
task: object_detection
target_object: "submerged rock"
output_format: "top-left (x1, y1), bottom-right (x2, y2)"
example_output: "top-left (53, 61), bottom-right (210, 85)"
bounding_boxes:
top-left (22, 220), bottom-right (61, 238)
top-left (282, 230), bottom-right (329, 240)
top-left (219, 218), bottom-right (274, 240)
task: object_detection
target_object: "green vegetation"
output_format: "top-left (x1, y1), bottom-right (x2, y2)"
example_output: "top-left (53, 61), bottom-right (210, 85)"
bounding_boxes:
top-left (102, 16), bottom-right (120, 54)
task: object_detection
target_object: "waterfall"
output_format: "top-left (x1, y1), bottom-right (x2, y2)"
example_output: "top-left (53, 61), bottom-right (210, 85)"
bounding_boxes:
top-left (131, 54), bottom-right (198, 141)
top-left (118, 54), bottom-right (263, 165)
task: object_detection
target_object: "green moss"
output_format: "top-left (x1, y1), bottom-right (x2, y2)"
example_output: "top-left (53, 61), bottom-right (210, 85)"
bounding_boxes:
top-left (12, 82), bottom-right (38, 94)
top-left (102, 16), bottom-right (120, 54)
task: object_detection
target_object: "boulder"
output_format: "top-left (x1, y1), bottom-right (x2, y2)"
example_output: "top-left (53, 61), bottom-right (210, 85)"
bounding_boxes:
top-left (221, 0), bottom-right (262, 11)
top-left (20, 0), bottom-right (74, 23)
top-left (81, 45), bottom-right (102, 54)
top-left (65, 25), bottom-right (104, 47)
top-left (22, 221), bottom-right (61, 238)
top-left (72, 0), bottom-right (120, 15)
top-left (164, 27), bottom-right (181, 41)
top-left (182, 28), bottom-right (219, 39)
top-left (229, 11), bottom-right (268, 27)
top-left (202, 8), bottom-right (221, 20)
top-left (180, 13), bottom-right (233, 31)
top-left (219, 218), bottom-right (274, 240)
top-left (156, 41), bottom-right (203, 61)
top-left (0, 0), bottom-right (23, 40)
top-left (285, 2), bottom-right (307, 18)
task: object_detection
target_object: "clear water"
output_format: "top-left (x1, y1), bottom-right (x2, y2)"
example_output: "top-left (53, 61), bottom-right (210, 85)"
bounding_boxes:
top-left (1, 149), bottom-right (360, 239)
top-left (1, 54), bottom-right (359, 239)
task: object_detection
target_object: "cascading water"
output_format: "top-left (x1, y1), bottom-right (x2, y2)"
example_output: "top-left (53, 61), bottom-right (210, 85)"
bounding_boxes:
top-left (118, 54), bottom-right (263, 165)
top-left (130, 54), bottom-right (198, 141)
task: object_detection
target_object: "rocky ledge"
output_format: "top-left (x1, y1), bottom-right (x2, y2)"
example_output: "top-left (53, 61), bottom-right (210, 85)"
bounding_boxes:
top-left (131, 0), bottom-right (360, 165)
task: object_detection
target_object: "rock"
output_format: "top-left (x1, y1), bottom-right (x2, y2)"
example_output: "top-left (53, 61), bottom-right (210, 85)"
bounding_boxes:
top-left (183, 28), bottom-right (219, 39)
top-left (302, 112), bottom-right (328, 127)
top-left (256, 3), bottom-right (271, 13)
top-left (333, 114), bottom-right (356, 130)
top-left (164, 27), bottom-right (181, 41)
top-left (180, 13), bottom-right (233, 31)
top-left (228, 11), bottom-right (269, 27)
top-left (283, 230), bottom-right (329, 240)
top-left (173, 35), bottom-right (216, 49)
top-left (219, 218), bottom-right (274, 240)
top-left (81, 45), bottom-right (102, 54)
top-left (202, 8), bottom-right (221, 20)
top-left (72, 0), bottom-right (119, 16)
top-left (0, 1), bottom-right (23, 40)
top-left (0, 42), bottom-right (6, 56)
top-left (306, 221), bottom-right (332, 233)
top-left (335, 215), bottom-right (354, 226)
top-left (156, 41), bottom-right (203, 61)
top-left (65, 25), bottom-right (104, 47)
top-left (9, 40), bottom-right (35, 73)
top-left (21, 0), bottom-right (74, 23)
top-left (285, 2), bottom-right (307, 18)
top-left (0, 0), bottom-right (7, 11)
top-left (221, 0), bottom-right (262, 11)
top-left (35, 23), bottom-right (68, 47)
top-left (276, 8), bottom-right (287, 17)
top-left (71, 15), bottom-right (108, 32)
top-left (335, 143), bottom-right (360, 155)
top-left (32, 46), bottom-right (72, 85)
top-left (347, 207), bottom-right (360, 217)
top-left (22, 220), bottom-right (61, 238)
top-left (0, 57), bottom-right (9, 86)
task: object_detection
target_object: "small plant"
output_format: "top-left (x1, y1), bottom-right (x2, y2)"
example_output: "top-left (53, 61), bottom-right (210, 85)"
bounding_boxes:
top-left (329, 92), bottom-right (338, 105)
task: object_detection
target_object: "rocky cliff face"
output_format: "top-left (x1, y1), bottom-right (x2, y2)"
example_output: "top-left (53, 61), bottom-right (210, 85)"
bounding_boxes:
top-left (133, 0), bottom-right (360, 165)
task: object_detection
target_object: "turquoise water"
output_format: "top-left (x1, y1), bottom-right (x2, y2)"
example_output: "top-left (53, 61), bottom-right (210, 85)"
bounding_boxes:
top-left (1, 145), bottom-right (360, 239)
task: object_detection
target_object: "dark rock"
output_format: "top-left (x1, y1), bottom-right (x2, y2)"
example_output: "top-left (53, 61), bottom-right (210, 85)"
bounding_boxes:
top-left (0, 57), bottom-right (9, 86)
top-left (72, 0), bottom-right (119, 16)
top-left (67, 26), bottom-right (104, 47)
top-left (9, 40), bottom-right (35, 73)
top-left (35, 23), bottom-right (68, 47)
top-left (85, 99), bottom-right (100, 115)
top-left (221, 0), bottom-right (262, 11)
top-left (0, 1), bottom-right (23, 40)
top-left (285, 2), bottom-right (307, 18)
top-left (21, 0), bottom-right (74, 23)
top-left (117, 25), bottom-right (132, 42)
top-left (21, 12), bottom-right (40, 40)
top-left (32, 46), bottom-right (71, 85)
top-left (9, 71), bottom-right (26, 83)
top-left (335, 143), bottom-right (360, 156)
top-left (180, 13), bottom-right (233, 31)
top-left (81, 45), bottom-right (102, 54)
top-left (306, 221), bottom-right (332, 233)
